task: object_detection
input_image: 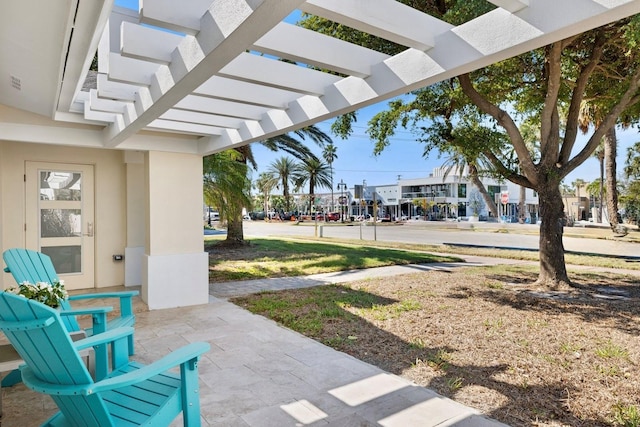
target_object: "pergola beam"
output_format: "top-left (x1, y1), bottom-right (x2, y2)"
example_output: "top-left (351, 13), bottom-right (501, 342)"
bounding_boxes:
top-left (103, 0), bottom-right (305, 148)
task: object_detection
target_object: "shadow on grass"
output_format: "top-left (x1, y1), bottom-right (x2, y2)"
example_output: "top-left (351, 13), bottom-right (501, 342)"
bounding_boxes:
top-left (477, 273), bottom-right (640, 337)
top-left (231, 283), bottom-right (613, 427)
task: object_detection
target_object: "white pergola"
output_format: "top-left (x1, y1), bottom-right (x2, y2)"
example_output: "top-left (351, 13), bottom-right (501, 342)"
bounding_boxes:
top-left (3, 0), bottom-right (640, 154)
top-left (2, 1), bottom-right (640, 309)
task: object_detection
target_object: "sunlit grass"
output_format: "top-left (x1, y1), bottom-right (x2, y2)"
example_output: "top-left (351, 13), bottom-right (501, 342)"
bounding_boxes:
top-left (206, 238), bottom-right (460, 282)
top-left (280, 236), bottom-right (640, 271)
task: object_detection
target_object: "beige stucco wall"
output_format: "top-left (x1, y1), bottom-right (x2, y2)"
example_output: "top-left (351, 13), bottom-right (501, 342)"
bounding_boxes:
top-left (145, 151), bottom-right (203, 255)
top-left (0, 140), bottom-right (127, 289)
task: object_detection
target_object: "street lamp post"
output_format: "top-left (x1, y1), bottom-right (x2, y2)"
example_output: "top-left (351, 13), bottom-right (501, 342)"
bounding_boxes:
top-left (337, 179), bottom-right (347, 222)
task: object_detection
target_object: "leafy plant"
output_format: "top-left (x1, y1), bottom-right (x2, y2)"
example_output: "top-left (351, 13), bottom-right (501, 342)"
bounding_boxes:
top-left (7, 281), bottom-right (67, 308)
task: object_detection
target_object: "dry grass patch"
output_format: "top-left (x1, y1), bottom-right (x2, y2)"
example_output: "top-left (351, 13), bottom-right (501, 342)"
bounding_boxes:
top-left (231, 265), bottom-right (640, 427)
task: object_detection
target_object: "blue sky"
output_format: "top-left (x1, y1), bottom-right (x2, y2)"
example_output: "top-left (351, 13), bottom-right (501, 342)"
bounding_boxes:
top-left (114, 0), bottom-right (637, 188)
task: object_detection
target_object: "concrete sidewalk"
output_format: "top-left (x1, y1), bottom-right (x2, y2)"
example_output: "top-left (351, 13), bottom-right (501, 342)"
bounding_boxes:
top-left (209, 254), bottom-right (527, 298)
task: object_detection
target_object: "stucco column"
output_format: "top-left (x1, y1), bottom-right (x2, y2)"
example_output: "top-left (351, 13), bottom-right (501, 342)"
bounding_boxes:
top-left (142, 151), bottom-right (208, 309)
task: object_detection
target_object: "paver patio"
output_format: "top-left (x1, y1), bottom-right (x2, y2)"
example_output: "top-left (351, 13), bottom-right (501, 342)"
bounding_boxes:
top-left (1, 282), bottom-right (507, 426)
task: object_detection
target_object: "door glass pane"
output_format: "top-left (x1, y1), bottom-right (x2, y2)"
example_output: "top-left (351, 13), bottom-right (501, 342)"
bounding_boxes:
top-left (41, 209), bottom-right (82, 238)
top-left (41, 246), bottom-right (82, 274)
top-left (39, 171), bottom-right (82, 201)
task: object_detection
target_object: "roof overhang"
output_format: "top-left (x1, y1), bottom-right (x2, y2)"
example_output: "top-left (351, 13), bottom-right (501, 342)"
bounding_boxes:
top-left (3, 0), bottom-right (640, 155)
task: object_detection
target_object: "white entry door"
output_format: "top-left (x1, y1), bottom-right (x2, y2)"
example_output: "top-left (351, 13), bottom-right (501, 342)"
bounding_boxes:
top-left (25, 162), bottom-right (95, 290)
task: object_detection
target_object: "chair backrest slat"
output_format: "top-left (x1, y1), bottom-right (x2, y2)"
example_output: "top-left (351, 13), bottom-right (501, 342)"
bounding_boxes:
top-left (3, 248), bottom-right (80, 332)
top-left (0, 293), bottom-right (113, 426)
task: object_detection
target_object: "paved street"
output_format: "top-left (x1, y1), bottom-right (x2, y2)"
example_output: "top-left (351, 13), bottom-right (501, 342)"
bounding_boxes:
top-left (235, 220), bottom-right (640, 258)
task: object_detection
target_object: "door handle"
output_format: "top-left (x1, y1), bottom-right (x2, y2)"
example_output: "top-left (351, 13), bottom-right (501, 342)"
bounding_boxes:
top-left (84, 222), bottom-right (94, 237)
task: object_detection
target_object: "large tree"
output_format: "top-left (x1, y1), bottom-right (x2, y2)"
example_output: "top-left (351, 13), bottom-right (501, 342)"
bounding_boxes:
top-left (304, 3), bottom-right (640, 288)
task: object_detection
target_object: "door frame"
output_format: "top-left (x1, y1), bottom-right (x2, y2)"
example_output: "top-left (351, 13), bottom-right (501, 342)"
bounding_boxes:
top-left (25, 161), bottom-right (95, 290)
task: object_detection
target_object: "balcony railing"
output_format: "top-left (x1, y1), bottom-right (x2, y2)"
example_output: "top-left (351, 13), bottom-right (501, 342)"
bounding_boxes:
top-left (401, 191), bottom-right (450, 199)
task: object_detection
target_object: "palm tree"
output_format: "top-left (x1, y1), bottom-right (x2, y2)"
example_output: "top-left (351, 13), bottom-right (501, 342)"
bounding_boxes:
top-left (203, 150), bottom-right (252, 245)
top-left (322, 143), bottom-right (338, 211)
top-left (579, 102), bottom-right (622, 228)
top-left (218, 125), bottom-right (332, 244)
top-left (254, 172), bottom-right (278, 214)
top-left (293, 158), bottom-right (332, 213)
top-left (604, 127), bottom-right (620, 228)
top-left (268, 157), bottom-right (298, 212)
top-left (593, 144), bottom-right (605, 223)
top-left (440, 148), bottom-right (499, 218)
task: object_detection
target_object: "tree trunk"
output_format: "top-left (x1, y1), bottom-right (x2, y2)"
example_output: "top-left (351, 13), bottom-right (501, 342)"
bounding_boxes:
top-left (537, 181), bottom-right (570, 288)
top-left (226, 216), bottom-right (245, 244)
top-left (470, 173), bottom-right (498, 217)
top-left (598, 152), bottom-right (604, 223)
top-left (604, 127), bottom-right (619, 230)
top-left (518, 185), bottom-right (526, 223)
top-left (467, 164), bottom-right (498, 217)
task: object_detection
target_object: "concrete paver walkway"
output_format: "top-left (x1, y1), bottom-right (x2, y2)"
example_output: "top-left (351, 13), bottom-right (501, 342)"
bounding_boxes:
top-left (2, 291), bottom-right (508, 426)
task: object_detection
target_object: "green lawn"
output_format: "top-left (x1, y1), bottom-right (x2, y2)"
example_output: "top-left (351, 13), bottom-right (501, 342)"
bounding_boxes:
top-left (205, 238), bottom-right (461, 282)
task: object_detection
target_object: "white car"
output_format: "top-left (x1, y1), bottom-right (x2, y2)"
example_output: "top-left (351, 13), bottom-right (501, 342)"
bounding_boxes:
top-left (204, 210), bottom-right (219, 221)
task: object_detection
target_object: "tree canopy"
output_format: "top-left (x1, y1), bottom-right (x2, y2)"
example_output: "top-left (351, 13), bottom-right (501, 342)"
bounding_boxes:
top-left (301, 2), bottom-right (640, 287)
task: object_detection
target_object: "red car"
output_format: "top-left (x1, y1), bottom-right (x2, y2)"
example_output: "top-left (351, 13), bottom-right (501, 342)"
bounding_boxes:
top-left (326, 212), bottom-right (341, 221)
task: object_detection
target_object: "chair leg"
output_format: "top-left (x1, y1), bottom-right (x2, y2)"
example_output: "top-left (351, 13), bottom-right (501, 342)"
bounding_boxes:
top-left (1, 370), bottom-right (21, 388)
top-left (128, 334), bottom-right (135, 356)
top-left (180, 358), bottom-right (202, 426)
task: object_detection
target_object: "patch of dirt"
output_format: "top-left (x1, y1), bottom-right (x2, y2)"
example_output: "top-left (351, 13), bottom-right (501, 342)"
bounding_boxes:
top-left (232, 267), bottom-right (640, 427)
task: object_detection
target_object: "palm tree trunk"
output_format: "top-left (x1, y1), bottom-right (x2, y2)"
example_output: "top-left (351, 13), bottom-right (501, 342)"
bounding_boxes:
top-left (518, 185), bottom-right (526, 223)
top-left (226, 146), bottom-right (251, 244)
top-left (226, 216), bottom-right (245, 244)
top-left (469, 165), bottom-right (498, 218)
top-left (604, 127), bottom-right (619, 230)
top-left (599, 152), bottom-right (605, 223)
top-left (329, 164), bottom-right (334, 213)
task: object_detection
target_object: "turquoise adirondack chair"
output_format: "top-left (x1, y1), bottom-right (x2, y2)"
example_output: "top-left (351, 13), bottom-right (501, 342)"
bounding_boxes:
top-left (0, 292), bottom-right (209, 426)
top-left (3, 248), bottom-right (139, 380)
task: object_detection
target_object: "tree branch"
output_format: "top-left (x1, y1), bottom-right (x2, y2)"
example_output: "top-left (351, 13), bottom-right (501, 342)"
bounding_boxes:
top-left (483, 150), bottom-right (533, 188)
top-left (564, 65), bottom-right (640, 175)
top-left (539, 43), bottom-right (562, 162)
top-left (560, 30), bottom-right (608, 163)
top-left (458, 73), bottom-right (537, 185)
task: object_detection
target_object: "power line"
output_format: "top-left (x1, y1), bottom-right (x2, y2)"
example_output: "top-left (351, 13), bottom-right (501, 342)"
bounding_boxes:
top-left (335, 169), bottom-right (428, 173)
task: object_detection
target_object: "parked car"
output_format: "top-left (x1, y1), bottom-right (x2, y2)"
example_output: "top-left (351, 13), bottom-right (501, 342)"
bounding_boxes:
top-left (326, 212), bottom-right (340, 221)
top-left (204, 208), bottom-right (219, 221)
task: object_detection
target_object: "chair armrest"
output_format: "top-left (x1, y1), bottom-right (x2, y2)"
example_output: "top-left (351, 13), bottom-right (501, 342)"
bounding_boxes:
top-left (68, 291), bottom-right (139, 301)
top-left (73, 327), bottom-right (134, 352)
top-left (20, 342), bottom-right (209, 396)
top-left (87, 342), bottom-right (210, 395)
top-left (59, 306), bottom-right (113, 317)
top-left (68, 291), bottom-right (138, 317)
